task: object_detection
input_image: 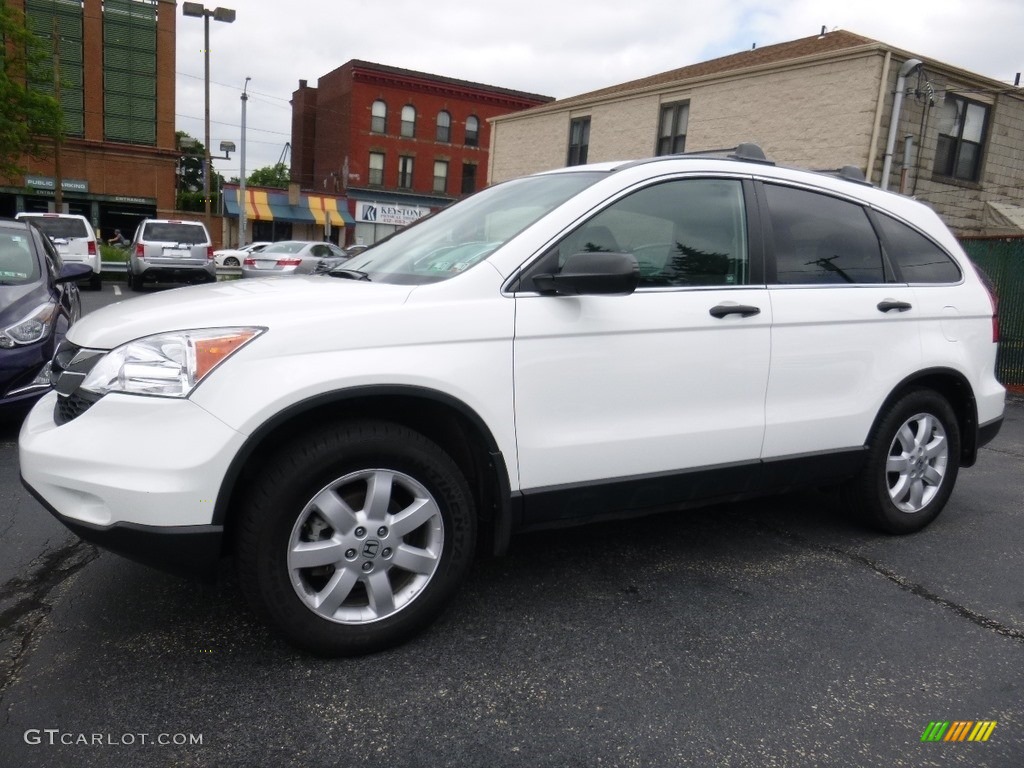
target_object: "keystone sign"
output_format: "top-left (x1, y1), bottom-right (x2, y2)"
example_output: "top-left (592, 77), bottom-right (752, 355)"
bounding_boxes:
top-left (355, 201), bottom-right (429, 227)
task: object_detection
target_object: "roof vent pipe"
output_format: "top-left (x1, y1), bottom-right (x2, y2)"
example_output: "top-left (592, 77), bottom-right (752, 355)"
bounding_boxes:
top-left (881, 58), bottom-right (922, 190)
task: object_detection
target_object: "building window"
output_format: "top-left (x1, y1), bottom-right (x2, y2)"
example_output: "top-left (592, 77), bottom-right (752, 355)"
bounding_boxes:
top-left (436, 111), bottom-right (451, 143)
top-left (368, 152), bottom-right (384, 186)
top-left (465, 115), bottom-right (479, 146)
top-left (566, 117), bottom-right (590, 166)
top-left (27, 0), bottom-right (87, 138)
top-left (371, 100), bottom-right (387, 133)
top-left (933, 95), bottom-right (988, 182)
top-left (398, 156), bottom-right (414, 189)
top-left (656, 102), bottom-right (689, 155)
top-left (433, 160), bottom-right (448, 193)
top-left (401, 105), bottom-right (416, 138)
top-left (461, 163), bottom-right (477, 194)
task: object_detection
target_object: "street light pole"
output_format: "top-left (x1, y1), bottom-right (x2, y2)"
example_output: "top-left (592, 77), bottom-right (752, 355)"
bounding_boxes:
top-left (182, 4), bottom-right (235, 228)
top-left (239, 77), bottom-right (250, 247)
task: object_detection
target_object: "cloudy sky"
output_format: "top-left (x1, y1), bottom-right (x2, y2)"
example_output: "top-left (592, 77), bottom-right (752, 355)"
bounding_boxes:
top-left (174, 0), bottom-right (1024, 178)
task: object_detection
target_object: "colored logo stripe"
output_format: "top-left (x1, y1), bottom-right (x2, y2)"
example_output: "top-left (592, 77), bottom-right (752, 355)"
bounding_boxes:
top-left (921, 721), bottom-right (996, 742)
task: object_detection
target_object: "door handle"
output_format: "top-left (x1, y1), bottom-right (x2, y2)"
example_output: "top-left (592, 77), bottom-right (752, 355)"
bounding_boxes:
top-left (877, 300), bottom-right (912, 313)
top-left (709, 304), bottom-right (760, 319)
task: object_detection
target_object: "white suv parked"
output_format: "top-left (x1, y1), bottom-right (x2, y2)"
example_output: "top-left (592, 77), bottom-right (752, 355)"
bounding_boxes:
top-left (19, 145), bottom-right (1005, 656)
top-left (15, 212), bottom-right (101, 289)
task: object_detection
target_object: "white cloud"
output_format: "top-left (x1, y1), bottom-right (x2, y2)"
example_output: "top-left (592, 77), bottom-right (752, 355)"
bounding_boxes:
top-left (175, 0), bottom-right (1024, 176)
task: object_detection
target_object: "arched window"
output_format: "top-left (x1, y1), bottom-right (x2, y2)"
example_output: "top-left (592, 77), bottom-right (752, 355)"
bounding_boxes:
top-left (465, 115), bottom-right (479, 147)
top-left (401, 105), bottom-right (416, 138)
top-left (436, 110), bottom-right (451, 143)
top-left (371, 100), bottom-right (387, 133)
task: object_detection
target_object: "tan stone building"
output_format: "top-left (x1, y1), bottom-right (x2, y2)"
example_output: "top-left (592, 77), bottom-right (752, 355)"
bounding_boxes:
top-left (489, 30), bottom-right (1024, 235)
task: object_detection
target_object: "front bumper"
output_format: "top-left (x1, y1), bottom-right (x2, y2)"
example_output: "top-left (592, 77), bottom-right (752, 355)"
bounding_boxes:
top-left (19, 391), bottom-right (247, 577)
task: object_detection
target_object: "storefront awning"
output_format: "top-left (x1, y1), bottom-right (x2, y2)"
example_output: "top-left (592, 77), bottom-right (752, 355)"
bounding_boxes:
top-left (307, 194), bottom-right (350, 226)
top-left (224, 187), bottom-right (353, 225)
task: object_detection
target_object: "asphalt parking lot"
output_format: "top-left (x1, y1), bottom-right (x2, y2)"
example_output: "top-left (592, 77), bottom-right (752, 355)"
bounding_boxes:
top-left (1, 282), bottom-right (1022, 767)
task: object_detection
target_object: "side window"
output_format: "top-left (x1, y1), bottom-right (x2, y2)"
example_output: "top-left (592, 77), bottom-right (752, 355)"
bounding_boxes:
top-left (32, 226), bottom-right (63, 276)
top-left (874, 213), bottom-right (961, 283)
top-left (765, 184), bottom-right (885, 285)
top-left (522, 178), bottom-right (749, 290)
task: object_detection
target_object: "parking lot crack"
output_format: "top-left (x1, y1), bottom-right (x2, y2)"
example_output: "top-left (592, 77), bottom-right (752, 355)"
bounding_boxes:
top-left (0, 540), bottom-right (99, 700)
top-left (755, 521), bottom-right (1024, 646)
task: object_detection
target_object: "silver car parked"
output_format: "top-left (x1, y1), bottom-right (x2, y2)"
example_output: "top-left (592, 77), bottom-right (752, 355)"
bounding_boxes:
top-left (127, 219), bottom-right (215, 291)
top-left (240, 240), bottom-right (348, 278)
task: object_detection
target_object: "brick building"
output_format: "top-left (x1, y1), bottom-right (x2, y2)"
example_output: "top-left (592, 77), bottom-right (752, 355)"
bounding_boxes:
top-left (489, 30), bottom-right (1024, 236)
top-left (0, 0), bottom-right (178, 240)
top-left (290, 60), bottom-right (552, 245)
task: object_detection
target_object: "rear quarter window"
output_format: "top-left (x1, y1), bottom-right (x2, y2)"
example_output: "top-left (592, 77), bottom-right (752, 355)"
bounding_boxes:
top-left (874, 213), bottom-right (962, 283)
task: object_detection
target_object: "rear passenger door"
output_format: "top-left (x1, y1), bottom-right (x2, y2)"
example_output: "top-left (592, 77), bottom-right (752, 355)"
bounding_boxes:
top-left (759, 182), bottom-right (920, 462)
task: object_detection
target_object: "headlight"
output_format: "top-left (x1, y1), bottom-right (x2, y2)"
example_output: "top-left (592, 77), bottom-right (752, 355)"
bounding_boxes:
top-left (0, 302), bottom-right (58, 347)
top-left (81, 327), bottom-right (264, 398)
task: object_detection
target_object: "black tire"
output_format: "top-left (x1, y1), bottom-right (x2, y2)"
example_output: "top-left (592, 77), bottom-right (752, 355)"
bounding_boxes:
top-left (224, 256), bottom-right (239, 267)
top-left (89, 272), bottom-right (102, 291)
top-left (127, 270), bottom-right (141, 291)
top-left (848, 389), bottom-right (960, 534)
top-left (235, 420), bottom-right (477, 656)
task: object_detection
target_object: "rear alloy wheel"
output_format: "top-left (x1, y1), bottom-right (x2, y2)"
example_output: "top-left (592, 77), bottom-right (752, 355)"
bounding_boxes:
top-left (236, 421), bottom-right (476, 656)
top-left (849, 389), bottom-right (960, 534)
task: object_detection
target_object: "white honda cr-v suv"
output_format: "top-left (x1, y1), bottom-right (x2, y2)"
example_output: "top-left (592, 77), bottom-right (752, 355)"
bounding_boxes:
top-left (20, 145), bottom-right (1005, 656)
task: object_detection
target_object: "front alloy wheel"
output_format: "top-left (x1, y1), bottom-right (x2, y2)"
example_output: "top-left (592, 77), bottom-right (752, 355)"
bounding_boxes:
top-left (287, 468), bottom-right (445, 625)
top-left (236, 421), bottom-right (476, 656)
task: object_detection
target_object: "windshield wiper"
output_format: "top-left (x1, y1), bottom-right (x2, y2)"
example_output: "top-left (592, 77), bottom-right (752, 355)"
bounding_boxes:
top-left (328, 268), bottom-right (372, 281)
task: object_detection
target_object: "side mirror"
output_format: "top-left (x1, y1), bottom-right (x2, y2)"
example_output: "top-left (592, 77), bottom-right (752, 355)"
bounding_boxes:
top-left (55, 262), bottom-right (94, 283)
top-left (533, 251), bottom-right (639, 296)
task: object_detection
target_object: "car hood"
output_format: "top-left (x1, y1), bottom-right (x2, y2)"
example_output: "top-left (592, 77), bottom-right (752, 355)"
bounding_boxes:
top-left (67, 276), bottom-right (415, 349)
top-left (0, 282), bottom-right (49, 328)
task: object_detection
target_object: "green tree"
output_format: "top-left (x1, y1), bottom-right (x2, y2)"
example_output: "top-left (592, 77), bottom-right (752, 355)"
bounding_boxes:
top-left (0, 3), bottom-right (64, 180)
top-left (247, 162), bottom-right (291, 188)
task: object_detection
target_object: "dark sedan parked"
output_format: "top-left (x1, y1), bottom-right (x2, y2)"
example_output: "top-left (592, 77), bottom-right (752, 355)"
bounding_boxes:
top-left (0, 219), bottom-right (89, 414)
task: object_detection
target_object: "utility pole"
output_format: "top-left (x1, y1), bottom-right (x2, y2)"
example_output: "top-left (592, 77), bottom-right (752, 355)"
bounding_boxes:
top-left (239, 77), bottom-right (249, 247)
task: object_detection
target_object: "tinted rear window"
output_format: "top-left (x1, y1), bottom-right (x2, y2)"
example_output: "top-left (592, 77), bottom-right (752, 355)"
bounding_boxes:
top-left (24, 217), bottom-right (89, 239)
top-left (143, 223), bottom-right (209, 244)
top-left (765, 184), bottom-right (886, 285)
top-left (875, 213), bottom-right (962, 283)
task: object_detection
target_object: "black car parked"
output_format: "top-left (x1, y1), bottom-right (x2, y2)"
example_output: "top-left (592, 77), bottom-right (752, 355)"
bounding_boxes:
top-left (0, 219), bottom-right (90, 415)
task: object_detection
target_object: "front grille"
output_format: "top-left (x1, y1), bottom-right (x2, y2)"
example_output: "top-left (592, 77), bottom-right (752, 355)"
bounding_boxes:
top-left (49, 340), bottom-right (106, 424)
top-left (55, 391), bottom-right (97, 425)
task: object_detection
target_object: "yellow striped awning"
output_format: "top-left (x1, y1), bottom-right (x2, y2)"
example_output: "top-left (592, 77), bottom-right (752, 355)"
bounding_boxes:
top-left (308, 195), bottom-right (346, 227)
top-left (237, 189), bottom-right (273, 221)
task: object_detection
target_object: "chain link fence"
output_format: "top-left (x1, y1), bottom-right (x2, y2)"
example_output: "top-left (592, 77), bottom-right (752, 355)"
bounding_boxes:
top-left (960, 236), bottom-right (1024, 389)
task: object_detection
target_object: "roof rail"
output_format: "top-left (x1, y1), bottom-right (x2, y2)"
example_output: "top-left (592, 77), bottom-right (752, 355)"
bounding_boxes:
top-left (812, 165), bottom-right (873, 186)
top-left (679, 143), bottom-right (775, 165)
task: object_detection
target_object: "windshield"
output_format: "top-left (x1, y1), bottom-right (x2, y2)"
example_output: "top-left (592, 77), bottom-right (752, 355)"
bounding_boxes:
top-left (341, 171), bottom-right (606, 285)
top-left (0, 231), bottom-right (40, 285)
